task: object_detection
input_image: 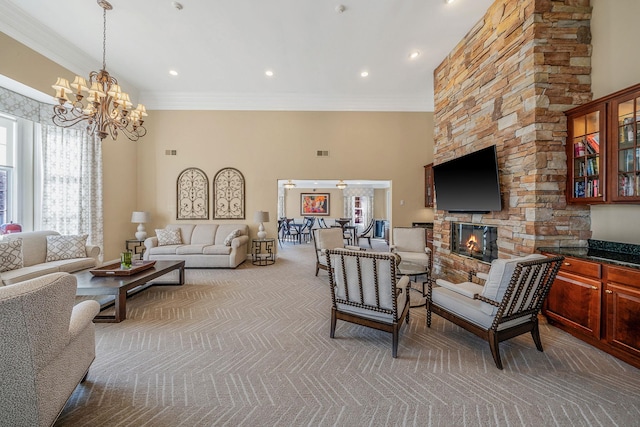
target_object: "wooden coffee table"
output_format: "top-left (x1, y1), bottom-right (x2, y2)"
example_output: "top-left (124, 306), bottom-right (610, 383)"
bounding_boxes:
top-left (73, 260), bottom-right (185, 323)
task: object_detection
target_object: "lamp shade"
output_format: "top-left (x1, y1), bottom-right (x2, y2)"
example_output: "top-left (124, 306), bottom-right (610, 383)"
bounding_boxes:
top-left (131, 211), bottom-right (150, 223)
top-left (254, 211), bottom-right (270, 223)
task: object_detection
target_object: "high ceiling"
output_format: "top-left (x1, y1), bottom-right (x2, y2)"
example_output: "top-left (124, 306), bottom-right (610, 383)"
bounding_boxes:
top-left (0, 0), bottom-right (493, 111)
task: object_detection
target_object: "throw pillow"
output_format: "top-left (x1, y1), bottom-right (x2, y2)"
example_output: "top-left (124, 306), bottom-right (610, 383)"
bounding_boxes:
top-left (45, 234), bottom-right (88, 262)
top-left (156, 228), bottom-right (182, 246)
top-left (0, 238), bottom-right (24, 273)
top-left (224, 229), bottom-right (242, 246)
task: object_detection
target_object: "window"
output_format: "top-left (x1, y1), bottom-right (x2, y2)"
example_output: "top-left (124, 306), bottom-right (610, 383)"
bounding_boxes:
top-left (0, 116), bottom-right (16, 225)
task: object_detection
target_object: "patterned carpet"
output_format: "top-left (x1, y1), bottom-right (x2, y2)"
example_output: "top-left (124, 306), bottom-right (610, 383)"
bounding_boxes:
top-left (56, 239), bottom-right (640, 426)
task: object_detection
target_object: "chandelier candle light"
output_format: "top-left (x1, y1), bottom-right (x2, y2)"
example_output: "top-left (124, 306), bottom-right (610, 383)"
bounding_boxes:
top-left (51, 0), bottom-right (147, 141)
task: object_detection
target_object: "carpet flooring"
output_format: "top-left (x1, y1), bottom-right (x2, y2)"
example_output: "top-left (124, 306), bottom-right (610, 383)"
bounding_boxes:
top-left (56, 239), bottom-right (640, 426)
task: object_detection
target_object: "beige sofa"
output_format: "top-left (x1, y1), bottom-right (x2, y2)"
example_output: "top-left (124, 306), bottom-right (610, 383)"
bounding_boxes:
top-left (0, 272), bottom-right (100, 427)
top-left (143, 224), bottom-right (249, 268)
top-left (0, 230), bottom-right (101, 286)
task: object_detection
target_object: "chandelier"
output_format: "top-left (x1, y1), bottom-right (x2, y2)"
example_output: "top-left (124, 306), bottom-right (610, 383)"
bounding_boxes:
top-left (51, 0), bottom-right (147, 141)
top-left (336, 180), bottom-right (348, 189)
top-left (283, 180), bottom-right (297, 189)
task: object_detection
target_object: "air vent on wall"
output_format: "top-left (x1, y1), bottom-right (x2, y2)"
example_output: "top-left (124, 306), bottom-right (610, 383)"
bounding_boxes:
top-left (316, 150), bottom-right (329, 157)
top-left (165, 150), bottom-right (177, 155)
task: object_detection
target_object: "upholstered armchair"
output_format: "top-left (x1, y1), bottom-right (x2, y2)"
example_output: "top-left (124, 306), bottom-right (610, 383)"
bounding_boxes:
top-left (313, 228), bottom-right (362, 276)
top-left (326, 249), bottom-right (411, 357)
top-left (0, 272), bottom-right (100, 427)
top-left (427, 254), bottom-right (564, 369)
top-left (390, 227), bottom-right (431, 268)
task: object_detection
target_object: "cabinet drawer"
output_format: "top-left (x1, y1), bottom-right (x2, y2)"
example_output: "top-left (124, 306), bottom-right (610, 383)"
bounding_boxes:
top-left (559, 256), bottom-right (601, 279)
top-left (606, 265), bottom-right (640, 288)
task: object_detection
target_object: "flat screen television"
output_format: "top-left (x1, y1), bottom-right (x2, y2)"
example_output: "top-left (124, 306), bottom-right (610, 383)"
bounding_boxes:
top-left (433, 145), bottom-right (502, 213)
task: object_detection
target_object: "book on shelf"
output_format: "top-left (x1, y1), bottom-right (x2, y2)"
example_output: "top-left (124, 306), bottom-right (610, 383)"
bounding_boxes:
top-left (574, 140), bottom-right (586, 157)
top-left (575, 181), bottom-right (586, 198)
top-left (585, 134), bottom-right (600, 154)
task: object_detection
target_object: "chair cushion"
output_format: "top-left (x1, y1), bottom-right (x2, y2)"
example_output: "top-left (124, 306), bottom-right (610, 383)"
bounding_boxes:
top-left (48, 258), bottom-right (96, 273)
top-left (156, 229), bottom-right (182, 246)
top-left (202, 245), bottom-right (232, 255)
top-left (190, 224), bottom-right (218, 245)
top-left (393, 228), bottom-right (426, 253)
top-left (0, 238), bottom-right (23, 273)
top-left (432, 287), bottom-right (531, 331)
top-left (148, 244), bottom-right (182, 255)
top-left (481, 254), bottom-right (546, 301)
top-left (45, 234), bottom-right (88, 261)
top-left (176, 244), bottom-right (207, 255)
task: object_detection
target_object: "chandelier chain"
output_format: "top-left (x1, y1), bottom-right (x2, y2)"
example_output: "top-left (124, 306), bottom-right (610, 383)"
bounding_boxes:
top-left (102, 8), bottom-right (107, 70)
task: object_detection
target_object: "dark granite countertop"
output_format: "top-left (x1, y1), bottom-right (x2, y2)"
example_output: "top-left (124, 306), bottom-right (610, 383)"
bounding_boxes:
top-left (538, 239), bottom-right (640, 270)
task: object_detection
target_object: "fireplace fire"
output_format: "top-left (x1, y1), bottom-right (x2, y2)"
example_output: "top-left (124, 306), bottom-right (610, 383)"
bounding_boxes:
top-left (451, 222), bottom-right (498, 262)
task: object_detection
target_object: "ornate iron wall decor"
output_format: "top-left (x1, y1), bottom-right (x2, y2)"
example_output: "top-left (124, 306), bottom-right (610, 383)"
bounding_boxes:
top-left (213, 167), bottom-right (245, 219)
top-left (176, 167), bottom-right (209, 220)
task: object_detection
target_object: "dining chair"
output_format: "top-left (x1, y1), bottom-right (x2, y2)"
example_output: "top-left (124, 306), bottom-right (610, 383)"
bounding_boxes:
top-left (357, 218), bottom-right (375, 248)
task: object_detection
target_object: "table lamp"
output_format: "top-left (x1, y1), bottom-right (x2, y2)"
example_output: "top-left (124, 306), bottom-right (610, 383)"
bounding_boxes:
top-left (131, 211), bottom-right (151, 240)
top-left (254, 211), bottom-right (270, 239)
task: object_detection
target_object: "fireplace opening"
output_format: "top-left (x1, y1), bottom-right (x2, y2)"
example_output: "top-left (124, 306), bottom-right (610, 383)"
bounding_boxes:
top-left (451, 222), bottom-right (498, 262)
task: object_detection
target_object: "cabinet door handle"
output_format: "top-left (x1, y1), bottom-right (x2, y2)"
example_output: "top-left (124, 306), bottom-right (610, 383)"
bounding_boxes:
top-left (591, 286), bottom-right (598, 290)
top-left (605, 290), bottom-right (613, 294)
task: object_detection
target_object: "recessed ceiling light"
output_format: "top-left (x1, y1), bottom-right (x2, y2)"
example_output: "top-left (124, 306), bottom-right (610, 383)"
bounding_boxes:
top-left (445, 0), bottom-right (455, 3)
top-left (265, 70), bottom-right (274, 77)
top-left (409, 51), bottom-right (421, 60)
top-left (360, 71), bottom-right (369, 77)
top-left (169, 70), bottom-right (178, 76)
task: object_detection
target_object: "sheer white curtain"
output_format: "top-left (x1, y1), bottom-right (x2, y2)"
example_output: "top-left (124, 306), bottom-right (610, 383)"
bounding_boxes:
top-left (40, 125), bottom-right (103, 254)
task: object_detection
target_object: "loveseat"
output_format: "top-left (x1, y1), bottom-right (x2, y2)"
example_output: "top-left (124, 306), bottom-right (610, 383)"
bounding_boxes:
top-left (143, 224), bottom-right (249, 268)
top-left (0, 230), bottom-right (101, 286)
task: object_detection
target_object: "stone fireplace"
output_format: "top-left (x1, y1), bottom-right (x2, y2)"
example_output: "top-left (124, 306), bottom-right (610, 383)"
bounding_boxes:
top-left (432, 0), bottom-right (593, 282)
top-left (451, 223), bottom-right (498, 263)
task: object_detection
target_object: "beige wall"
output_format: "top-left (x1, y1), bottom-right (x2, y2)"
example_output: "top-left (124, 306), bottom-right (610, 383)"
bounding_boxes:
top-left (0, 33), bottom-right (139, 260)
top-left (140, 110), bottom-right (434, 241)
top-left (589, 0), bottom-right (640, 244)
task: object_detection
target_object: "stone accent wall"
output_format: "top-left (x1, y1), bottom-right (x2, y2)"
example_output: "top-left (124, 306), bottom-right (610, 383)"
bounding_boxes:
top-left (433, 0), bottom-right (593, 281)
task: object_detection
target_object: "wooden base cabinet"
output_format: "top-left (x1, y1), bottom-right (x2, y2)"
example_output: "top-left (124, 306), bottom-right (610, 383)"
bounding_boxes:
top-left (605, 267), bottom-right (640, 360)
top-left (545, 271), bottom-right (601, 338)
top-left (542, 254), bottom-right (640, 369)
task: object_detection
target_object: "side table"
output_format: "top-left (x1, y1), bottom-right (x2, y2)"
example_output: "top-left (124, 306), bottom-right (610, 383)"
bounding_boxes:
top-left (251, 238), bottom-right (276, 266)
top-left (125, 239), bottom-right (146, 260)
top-left (397, 261), bottom-right (430, 308)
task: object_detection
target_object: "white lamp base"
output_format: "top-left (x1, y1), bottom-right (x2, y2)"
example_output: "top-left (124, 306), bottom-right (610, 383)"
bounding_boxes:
top-left (135, 223), bottom-right (147, 241)
top-left (257, 223), bottom-right (267, 239)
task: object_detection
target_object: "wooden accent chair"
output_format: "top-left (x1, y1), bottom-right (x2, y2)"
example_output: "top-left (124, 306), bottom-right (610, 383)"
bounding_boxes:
top-left (427, 254), bottom-right (564, 369)
top-left (326, 248), bottom-right (411, 357)
top-left (357, 218), bottom-right (375, 248)
top-left (313, 228), bottom-right (362, 276)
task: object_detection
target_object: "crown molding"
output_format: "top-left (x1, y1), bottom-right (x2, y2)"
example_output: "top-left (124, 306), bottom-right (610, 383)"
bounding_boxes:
top-left (0, 2), bottom-right (432, 112)
top-left (140, 91), bottom-right (433, 112)
top-left (0, 1), bottom-right (138, 97)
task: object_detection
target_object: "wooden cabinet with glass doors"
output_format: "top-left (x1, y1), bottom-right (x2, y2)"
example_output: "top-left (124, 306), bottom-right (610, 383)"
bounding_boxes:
top-left (567, 105), bottom-right (605, 203)
top-left (565, 82), bottom-right (640, 205)
top-left (611, 91), bottom-right (640, 202)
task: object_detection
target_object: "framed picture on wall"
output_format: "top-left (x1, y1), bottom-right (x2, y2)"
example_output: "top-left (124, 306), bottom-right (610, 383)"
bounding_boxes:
top-left (301, 193), bottom-right (330, 216)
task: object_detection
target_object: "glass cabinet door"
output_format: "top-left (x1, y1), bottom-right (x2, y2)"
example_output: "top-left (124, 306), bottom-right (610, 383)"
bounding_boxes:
top-left (568, 106), bottom-right (605, 203)
top-left (612, 95), bottom-right (640, 201)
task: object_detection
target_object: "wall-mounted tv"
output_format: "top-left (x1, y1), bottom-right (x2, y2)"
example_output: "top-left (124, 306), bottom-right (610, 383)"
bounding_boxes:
top-left (433, 145), bottom-right (502, 213)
